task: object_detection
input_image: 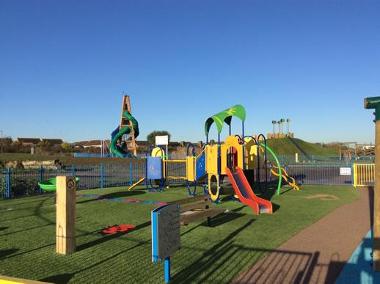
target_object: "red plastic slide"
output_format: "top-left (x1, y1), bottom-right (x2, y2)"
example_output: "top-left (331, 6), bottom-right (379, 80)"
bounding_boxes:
top-left (226, 167), bottom-right (273, 215)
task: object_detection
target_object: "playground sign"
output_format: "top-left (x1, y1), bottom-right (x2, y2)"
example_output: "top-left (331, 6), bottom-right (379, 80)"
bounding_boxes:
top-left (152, 204), bottom-right (180, 283)
top-left (340, 167), bottom-right (352, 176)
top-left (155, 135), bottom-right (169, 146)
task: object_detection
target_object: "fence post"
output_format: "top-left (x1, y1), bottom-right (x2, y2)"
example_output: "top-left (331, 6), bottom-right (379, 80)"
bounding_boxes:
top-left (129, 160), bottom-right (133, 185)
top-left (39, 166), bottom-right (44, 194)
top-left (71, 165), bottom-right (76, 177)
top-left (100, 164), bottom-right (104, 189)
top-left (5, 168), bottom-right (11, 199)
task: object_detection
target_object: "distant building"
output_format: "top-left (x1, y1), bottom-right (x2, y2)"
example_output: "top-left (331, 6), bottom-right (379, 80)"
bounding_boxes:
top-left (73, 140), bottom-right (103, 149)
top-left (17, 138), bottom-right (41, 146)
top-left (0, 137), bottom-right (12, 144)
top-left (41, 138), bottom-right (63, 145)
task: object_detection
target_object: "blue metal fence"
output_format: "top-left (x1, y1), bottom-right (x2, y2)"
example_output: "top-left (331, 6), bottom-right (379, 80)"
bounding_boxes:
top-left (1, 160), bottom-right (146, 199)
top-left (0, 159), bottom-right (356, 199)
top-left (286, 163), bottom-right (353, 185)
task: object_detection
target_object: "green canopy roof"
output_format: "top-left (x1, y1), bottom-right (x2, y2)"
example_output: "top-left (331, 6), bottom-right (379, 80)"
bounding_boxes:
top-left (205, 105), bottom-right (246, 136)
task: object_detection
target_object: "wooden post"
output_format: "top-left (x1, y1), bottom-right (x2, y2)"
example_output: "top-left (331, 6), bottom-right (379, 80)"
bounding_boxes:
top-left (56, 176), bottom-right (76, 255)
top-left (364, 96), bottom-right (380, 271)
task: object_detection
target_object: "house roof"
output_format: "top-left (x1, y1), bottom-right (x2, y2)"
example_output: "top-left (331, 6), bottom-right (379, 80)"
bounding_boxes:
top-left (41, 139), bottom-right (63, 145)
top-left (17, 138), bottom-right (41, 144)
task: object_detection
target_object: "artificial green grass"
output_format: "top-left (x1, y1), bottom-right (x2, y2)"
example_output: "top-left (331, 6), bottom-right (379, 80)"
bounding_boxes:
top-left (0, 185), bottom-right (359, 283)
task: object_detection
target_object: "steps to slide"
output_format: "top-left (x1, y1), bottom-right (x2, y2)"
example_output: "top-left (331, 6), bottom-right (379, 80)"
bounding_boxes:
top-left (226, 167), bottom-right (272, 215)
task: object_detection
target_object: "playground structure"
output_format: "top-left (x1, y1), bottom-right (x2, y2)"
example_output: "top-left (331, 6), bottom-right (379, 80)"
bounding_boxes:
top-left (110, 95), bottom-right (139, 158)
top-left (142, 104), bottom-right (300, 215)
top-left (271, 165), bottom-right (300, 191)
top-left (38, 177), bottom-right (80, 192)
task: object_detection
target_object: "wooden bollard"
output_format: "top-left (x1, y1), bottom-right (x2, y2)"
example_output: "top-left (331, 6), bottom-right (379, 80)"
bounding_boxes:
top-left (56, 176), bottom-right (76, 255)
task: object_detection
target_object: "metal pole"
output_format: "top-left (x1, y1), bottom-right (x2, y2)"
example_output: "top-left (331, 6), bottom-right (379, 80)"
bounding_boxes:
top-left (164, 257), bottom-right (171, 283)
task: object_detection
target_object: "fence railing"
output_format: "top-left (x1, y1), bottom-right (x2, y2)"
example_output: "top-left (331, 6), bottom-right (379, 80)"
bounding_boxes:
top-left (1, 159), bottom-right (366, 199)
top-left (1, 161), bottom-right (146, 199)
top-left (285, 164), bottom-right (353, 185)
top-left (353, 163), bottom-right (375, 188)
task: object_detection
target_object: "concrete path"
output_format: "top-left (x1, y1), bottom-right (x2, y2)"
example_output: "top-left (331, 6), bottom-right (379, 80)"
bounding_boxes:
top-left (233, 188), bottom-right (372, 284)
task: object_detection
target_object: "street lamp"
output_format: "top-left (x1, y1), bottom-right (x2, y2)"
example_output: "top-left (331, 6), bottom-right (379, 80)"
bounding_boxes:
top-left (272, 120), bottom-right (276, 135)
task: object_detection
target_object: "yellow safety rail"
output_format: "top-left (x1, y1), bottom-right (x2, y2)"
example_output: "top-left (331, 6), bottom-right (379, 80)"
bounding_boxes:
top-left (353, 163), bottom-right (375, 188)
top-left (163, 160), bottom-right (188, 180)
top-left (128, 177), bottom-right (145, 191)
top-left (271, 166), bottom-right (300, 191)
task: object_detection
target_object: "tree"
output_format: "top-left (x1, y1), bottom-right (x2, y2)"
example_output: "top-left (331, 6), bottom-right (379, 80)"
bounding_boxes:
top-left (147, 130), bottom-right (171, 146)
top-left (61, 143), bottom-right (74, 153)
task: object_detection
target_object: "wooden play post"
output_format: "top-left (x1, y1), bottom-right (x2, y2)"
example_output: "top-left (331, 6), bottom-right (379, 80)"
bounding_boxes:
top-left (364, 96), bottom-right (380, 271)
top-left (56, 176), bottom-right (76, 255)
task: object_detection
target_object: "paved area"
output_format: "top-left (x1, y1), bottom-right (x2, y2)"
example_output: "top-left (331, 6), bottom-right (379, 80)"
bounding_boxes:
top-left (233, 188), bottom-right (372, 283)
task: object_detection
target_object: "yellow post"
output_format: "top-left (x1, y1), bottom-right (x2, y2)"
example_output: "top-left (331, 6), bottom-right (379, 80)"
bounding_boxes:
top-left (56, 176), bottom-right (76, 255)
top-left (353, 163), bottom-right (357, 188)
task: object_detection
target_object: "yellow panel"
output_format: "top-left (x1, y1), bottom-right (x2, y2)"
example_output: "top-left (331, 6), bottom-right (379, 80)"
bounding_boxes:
top-left (220, 141), bottom-right (228, 175)
top-left (221, 135), bottom-right (243, 174)
top-left (186, 157), bottom-right (196, 181)
top-left (151, 147), bottom-right (164, 158)
top-left (208, 174), bottom-right (220, 201)
top-left (206, 144), bottom-right (219, 175)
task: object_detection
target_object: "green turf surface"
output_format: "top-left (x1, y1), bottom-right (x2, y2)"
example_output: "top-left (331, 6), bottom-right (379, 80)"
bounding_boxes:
top-left (0, 185), bottom-right (359, 283)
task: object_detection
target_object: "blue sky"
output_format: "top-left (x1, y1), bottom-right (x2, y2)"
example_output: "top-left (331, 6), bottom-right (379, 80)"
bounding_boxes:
top-left (0, 0), bottom-right (379, 143)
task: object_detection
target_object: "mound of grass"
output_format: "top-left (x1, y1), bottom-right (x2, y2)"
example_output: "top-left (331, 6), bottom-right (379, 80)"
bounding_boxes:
top-left (267, 137), bottom-right (338, 157)
top-left (0, 184), bottom-right (358, 283)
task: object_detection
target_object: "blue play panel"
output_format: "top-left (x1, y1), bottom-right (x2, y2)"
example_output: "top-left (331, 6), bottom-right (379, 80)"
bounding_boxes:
top-left (336, 230), bottom-right (380, 284)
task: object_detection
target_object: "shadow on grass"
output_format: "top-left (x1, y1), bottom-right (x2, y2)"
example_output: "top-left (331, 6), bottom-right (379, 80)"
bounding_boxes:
top-left (0, 248), bottom-right (19, 259)
top-left (172, 220), bottom-right (254, 283)
top-left (40, 240), bottom-right (148, 284)
top-left (77, 220), bottom-right (151, 252)
top-left (205, 212), bottom-right (245, 227)
top-left (76, 190), bottom-right (146, 205)
top-left (0, 223), bottom-right (53, 237)
top-left (0, 227), bottom-right (8, 231)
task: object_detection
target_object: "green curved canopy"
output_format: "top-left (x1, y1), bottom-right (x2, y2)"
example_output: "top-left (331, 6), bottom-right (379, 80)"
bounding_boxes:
top-left (205, 105), bottom-right (246, 136)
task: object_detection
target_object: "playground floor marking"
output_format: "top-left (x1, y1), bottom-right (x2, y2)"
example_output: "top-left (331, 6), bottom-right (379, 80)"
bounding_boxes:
top-left (304, 194), bottom-right (339, 201)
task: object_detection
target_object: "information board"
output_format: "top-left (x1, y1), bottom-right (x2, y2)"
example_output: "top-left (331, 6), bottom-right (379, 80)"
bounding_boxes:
top-left (151, 204), bottom-right (180, 262)
top-left (340, 167), bottom-right (352, 176)
top-left (155, 135), bottom-right (169, 146)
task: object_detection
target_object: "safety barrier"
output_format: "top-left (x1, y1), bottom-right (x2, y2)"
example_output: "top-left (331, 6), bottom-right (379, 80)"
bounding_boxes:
top-left (163, 160), bottom-right (187, 181)
top-left (353, 163), bottom-right (375, 188)
top-left (1, 161), bottom-right (146, 199)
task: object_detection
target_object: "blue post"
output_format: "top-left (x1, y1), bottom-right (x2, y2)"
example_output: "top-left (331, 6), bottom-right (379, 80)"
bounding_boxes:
top-left (5, 168), bottom-right (11, 199)
top-left (39, 166), bottom-right (44, 194)
top-left (129, 160), bottom-right (133, 185)
top-left (100, 164), bottom-right (105, 189)
top-left (164, 257), bottom-right (171, 283)
top-left (71, 165), bottom-right (76, 177)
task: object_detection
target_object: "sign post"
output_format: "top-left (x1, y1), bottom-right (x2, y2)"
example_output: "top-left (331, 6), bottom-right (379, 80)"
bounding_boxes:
top-left (364, 96), bottom-right (380, 271)
top-left (151, 204), bottom-right (180, 283)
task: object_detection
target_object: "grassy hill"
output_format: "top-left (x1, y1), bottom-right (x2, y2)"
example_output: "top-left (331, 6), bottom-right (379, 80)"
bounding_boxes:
top-left (266, 137), bottom-right (339, 158)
